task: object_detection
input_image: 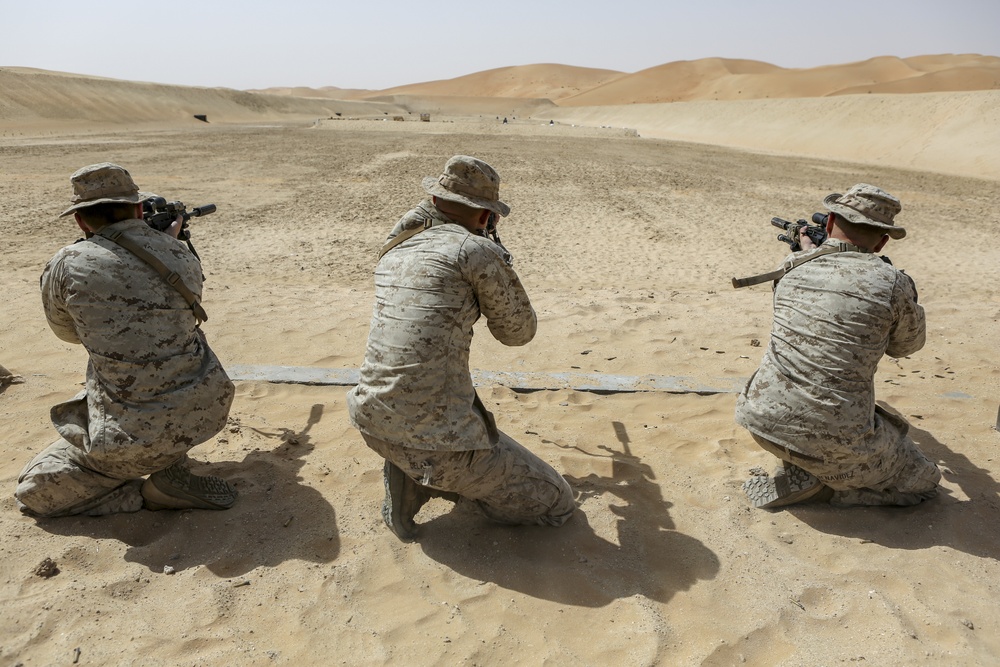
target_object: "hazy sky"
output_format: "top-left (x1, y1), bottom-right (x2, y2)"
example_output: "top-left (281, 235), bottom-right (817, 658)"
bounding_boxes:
top-left (2, 0), bottom-right (997, 90)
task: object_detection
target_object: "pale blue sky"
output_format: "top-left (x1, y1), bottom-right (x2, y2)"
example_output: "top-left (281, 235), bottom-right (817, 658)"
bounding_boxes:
top-left (2, 0), bottom-right (996, 90)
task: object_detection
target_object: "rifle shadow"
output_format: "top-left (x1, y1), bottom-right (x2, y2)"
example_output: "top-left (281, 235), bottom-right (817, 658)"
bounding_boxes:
top-left (790, 402), bottom-right (1000, 560)
top-left (415, 420), bottom-right (719, 606)
top-left (0, 370), bottom-right (24, 396)
top-left (31, 403), bottom-right (339, 576)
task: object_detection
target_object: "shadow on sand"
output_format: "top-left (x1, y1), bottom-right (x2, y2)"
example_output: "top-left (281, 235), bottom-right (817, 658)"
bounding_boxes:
top-left (416, 420), bottom-right (719, 606)
top-left (791, 402), bottom-right (1000, 560)
top-left (32, 403), bottom-right (339, 577)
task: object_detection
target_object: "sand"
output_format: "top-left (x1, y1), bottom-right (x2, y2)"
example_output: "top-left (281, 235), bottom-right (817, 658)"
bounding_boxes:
top-left (2, 57), bottom-right (1000, 666)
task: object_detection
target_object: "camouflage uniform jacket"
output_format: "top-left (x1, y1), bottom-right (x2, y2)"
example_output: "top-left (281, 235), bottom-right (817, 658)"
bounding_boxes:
top-left (41, 218), bottom-right (233, 471)
top-left (735, 240), bottom-right (925, 463)
top-left (347, 200), bottom-right (536, 451)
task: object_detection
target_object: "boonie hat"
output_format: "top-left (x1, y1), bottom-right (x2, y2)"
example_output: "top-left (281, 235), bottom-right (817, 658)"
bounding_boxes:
top-left (59, 162), bottom-right (144, 217)
top-left (422, 155), bottom-right (510, 217)
top-left (823, 183), bottom-right (905, 239)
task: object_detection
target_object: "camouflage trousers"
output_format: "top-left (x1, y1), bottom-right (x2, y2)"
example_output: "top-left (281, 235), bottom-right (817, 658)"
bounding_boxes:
top-left (361, 431), bottom-right (576, 527)
top-left (16, 438), bottom-right (148, 517)
top-left (16, 392), bottom-right (187, 517)
top-left (750, 409), bottom-right (941, 507)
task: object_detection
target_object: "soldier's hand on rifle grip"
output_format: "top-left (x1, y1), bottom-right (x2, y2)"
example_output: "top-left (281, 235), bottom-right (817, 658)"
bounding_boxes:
top-left (798, 227), bottom-right (818, 251)
top-left (166, 214), bottom-right (184, 239)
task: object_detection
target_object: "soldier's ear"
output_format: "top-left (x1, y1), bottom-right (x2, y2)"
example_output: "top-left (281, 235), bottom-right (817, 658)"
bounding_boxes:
top-left (74, 212), bottom-right (91, 234)
top-left (874, 235), bottom-right (889, 253)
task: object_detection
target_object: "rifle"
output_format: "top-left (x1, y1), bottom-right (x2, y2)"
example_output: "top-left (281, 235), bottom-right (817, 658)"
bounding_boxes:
top-left (771, 212), bottom-right (828, 251)
top-left (142, 195), bottom-right (216, 260)
top-left (482, 211), bottom-right (513, 266)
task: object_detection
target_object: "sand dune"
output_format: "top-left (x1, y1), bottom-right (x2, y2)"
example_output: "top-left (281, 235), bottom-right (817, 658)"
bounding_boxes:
top-left (558, 55), bottom-right (1000, 105)
top-left (352, 63), bottom-right (626, 102)
top-left (250, 64), bottom-right (624, 103)
top-left (548, 90), bottom-right (1000, 180)
top-left (7, 54), bottom-right (995, 126)
top-left (358, 94), bottom-right (558, 118)
top-left (0, 68), bottom-right (404, 130)
top-left (238, 54), bottom-right (1000, 106)
top-left (834, 65), bottom-right (1000, 95)
top-left (246, 85), bottom-right (374, 100)
top-left (3, 57), bottom-right (998, 181)
top-left (558, 57), bottom-right (787, 105)
top-left (301, 55), bottom-right (997, 106)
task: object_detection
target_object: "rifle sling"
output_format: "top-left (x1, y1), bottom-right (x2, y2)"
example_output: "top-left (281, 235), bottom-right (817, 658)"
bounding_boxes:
top-left (96, 228), bottom-right (209, 324)
top-left (376, 217), bottom-right (435, 261)
top-left (731, 242), bottom-right (862, 289)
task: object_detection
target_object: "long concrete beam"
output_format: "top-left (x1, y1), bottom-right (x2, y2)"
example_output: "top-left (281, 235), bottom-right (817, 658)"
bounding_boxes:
top-left (226, 364), bottom-right (746, 395)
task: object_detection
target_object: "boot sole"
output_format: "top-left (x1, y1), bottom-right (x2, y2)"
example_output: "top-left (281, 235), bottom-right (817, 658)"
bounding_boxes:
top-left (142, 474), bottom-right (236, 511)
top-left (382, 461), bottom-right (418, 540)
top-left (743, 466), bottom-right (826, 510)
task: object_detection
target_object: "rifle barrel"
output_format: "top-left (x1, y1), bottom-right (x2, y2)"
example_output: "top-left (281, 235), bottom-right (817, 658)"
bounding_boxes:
top-left (191, 204), bottom-right (216, 217)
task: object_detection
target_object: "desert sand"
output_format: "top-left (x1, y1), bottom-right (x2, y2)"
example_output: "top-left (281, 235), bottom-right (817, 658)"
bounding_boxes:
top-left (2, 56), bottom-right (999, 666)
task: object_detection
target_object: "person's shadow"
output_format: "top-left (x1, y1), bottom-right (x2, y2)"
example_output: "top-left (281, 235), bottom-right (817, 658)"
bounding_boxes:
top-left (790, 401), bottom-right (1000, 560)
top-left (31, 403), bottom-right (339, 577)
top-left (416, 420), bottom-right (720, 606)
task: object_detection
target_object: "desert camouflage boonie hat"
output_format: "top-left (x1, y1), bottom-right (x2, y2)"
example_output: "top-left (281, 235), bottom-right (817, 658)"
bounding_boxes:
top-left (422, 155), bottom-right (510, 217)
top-left (59, 162), bottom-right (144, 217)
top-left (823, 183), bottom-right (905, 239)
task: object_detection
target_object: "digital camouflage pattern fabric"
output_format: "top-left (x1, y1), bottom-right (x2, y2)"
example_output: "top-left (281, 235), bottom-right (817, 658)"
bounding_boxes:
top-left (735, 239), bottom-right (940, 504)
top-left (363, 432), bottom-right (575, 526)
top-left (347, 200), bottom-right (536, 451)
top-left (59, 162), bottom-right (145, 218)
top-left (16, 218), bottom-right (233, 516)
top-left (823, 183), bottom-right (906, 239)
top-left (348, 195), bottom-right (574, 528)
top-left (420, 155), bottom-right (511, 217)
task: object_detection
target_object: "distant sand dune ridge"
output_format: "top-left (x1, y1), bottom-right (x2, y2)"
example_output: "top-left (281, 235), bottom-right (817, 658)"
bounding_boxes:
top-left (554, 55), bottom-right (1000, 105)
top-left (351, 63), bottom-right (627, 102)
top-left (1, 54), bottom-right (998, 180)
top-left (0, 67), bottom-right (403, 129)
top-left (249, 55), bottom-right (1000, 106)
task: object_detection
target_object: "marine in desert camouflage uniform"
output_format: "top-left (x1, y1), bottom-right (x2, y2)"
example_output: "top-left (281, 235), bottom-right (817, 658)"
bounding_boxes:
top-left (15, 163), bottom-right (237, 517)
top-left (735, 184), bottom-right (941, 509)
top-left (347, 155), bottom-right (575, 539)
